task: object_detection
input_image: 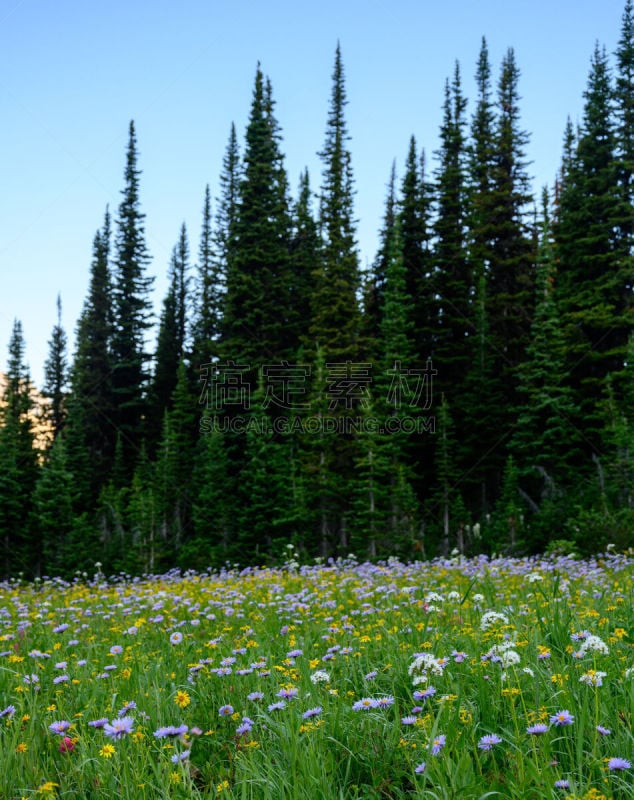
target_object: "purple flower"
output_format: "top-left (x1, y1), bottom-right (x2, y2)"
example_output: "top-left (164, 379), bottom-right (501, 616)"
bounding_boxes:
top-left (218, 705), bottom-right (234, 717)
top-left (596, 725), bottom-right (611, 736)
top-left (267, 701), bottom-right (286, 712)
top-left (0, 705), bottom-right (15, 718)
top-left (49, 720), bottom-right (71, 735)
top-left (375, 696), bottom-right (394, 708)
top-left (53, 624), bottom-right (69, 633)
top-left (478, 734), bottom-right (502, 751)
top-left (154, 725), bottom-right (188, 738)
top-left (277, 687), bottom-right (298, 699)
top-left (287, 649), bottom-right (303, 658)
top-left (302, 707), bottom-right (322, 719)
top-left (550, 710), bottom-right (574, 727)
top-left (88, 718), bottom-right (108, 729)
top-left (430, 734), bottom-right (446, 755)
top-left (247, 691), bottom-right (264, 702)
top-left (401, 715), bottom-right (418, 725)
top-left (104, 715), bottom-right (134, 739)
top-left (527, 723), bottom-right (548, 735)
top-left (53, 675), bottom-right (69, 685)
top-left (171, 749), bottom-right (191, 763)
top-left (236, 721), bottom-right (253, 736)
top-left (554, 780), bottom-right (570, 790)
top-left (607, 757), bottom-right (631, 771)
top-left (413, 686), bottom-right (436, 701)
top-left (352, 698), bottom-right (378, 711)
top-left (169, 632), bottom-right (183, 645)
top-left (414, 762), bottom-right (426, 774)
top-left (364, 670), bottom-right (378, 681)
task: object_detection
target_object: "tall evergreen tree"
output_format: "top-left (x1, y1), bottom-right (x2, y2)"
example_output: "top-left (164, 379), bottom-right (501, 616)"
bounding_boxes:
top-left (309, 43), bottom-right (361, 361)
top-left (111, 121), bottom-right (154, 470)
top-left (193, 185), bottom-right (222, 369)
top-left (290, 169), bottom-right (319, 350)
top-left (0, 321), bottom-right (39, 577)
top-left (432, 63), bottom-right (473, 404)
top-left (66, 209), bottom-right (114, 504)
top-left (555, 44), bottom-right (628, 445)
top-left (222, 66), bottom-right (294, 365)
top-left (42, 294), bottom-right (68, 442)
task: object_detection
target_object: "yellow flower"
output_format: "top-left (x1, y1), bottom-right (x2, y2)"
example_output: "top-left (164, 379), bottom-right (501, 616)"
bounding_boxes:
top-left (216, 779), bottom-right (230, 792)
top-left (170, 771), bottom-right (181, 784)
top-left (100, 744), bottom-right (115, 758)
top-left (36, 782), bottom-right (59, 795)
top-left (16, 742), bottom-right (27, 753)
top-left (175, 690), bottom-right (191, 709)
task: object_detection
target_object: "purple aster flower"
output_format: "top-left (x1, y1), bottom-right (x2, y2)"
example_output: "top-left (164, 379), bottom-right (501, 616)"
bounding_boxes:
top-left (414, 762), bottom-right (426, 774)
top-left (236, 721), bottom-right (253, 736)
top-left (527, 723), bottom-right (548, 735)
top-left (247, 691), bottom-right (264, 702)
top-left (53, 675), bottom-right (69, 685)
top-left (430, 734), bottom-right (446, 755)
top-left (0, 705), bottom-right (15, 718)
top-left (169, 632), bottom-right (183, 645)
top-left (104, 715), bottom-right (134, 739)
top-left (268, 701), bottom-right (286, 712)
top-left (287, 649), bottom-right (303, 658)
top-left (277, 687), bottom-right (298, 699)
top-left (154, 724), bottom-right (188, 738)
top-left (109, 645), bottom-right (123, 655)
top-left (88, 718), bottom-right (108, 729)
top-left (478, 734), bottom-right (503, 751)
top-left (413, 686), bottom-right (436, 701)
top-left (401, 715), bottom-right (418, 725)
top-left (118, 701), bottom-right (136, 717)
top-left (53, 624), bottom-right (69, 633)
top-left (49, 720), bottom-right (71, 735)
top-left (608, 757), bottom-right (631, 771)
top-left (550, 710), bottom-right (574, 727)
top-left (596, 725), bottom-right (611, 736)
top-left (218, 705), bottom-right (234, 717)
top-left (411, 706), bottom-right (423, 715)
top-left (554, 780), bottom-right (570, 790)
top-left (364, 670), bottom-right (378, 681)
top-left (171, 749), bottom-right (191, 763)
top-left (302, 707), bottom-right (322, 719)
top-left (352, 698), bottom-right (378, 711)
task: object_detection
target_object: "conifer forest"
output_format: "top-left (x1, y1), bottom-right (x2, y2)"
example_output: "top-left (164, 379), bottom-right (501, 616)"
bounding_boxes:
top-left (2, 4), bottom-right (634, 580)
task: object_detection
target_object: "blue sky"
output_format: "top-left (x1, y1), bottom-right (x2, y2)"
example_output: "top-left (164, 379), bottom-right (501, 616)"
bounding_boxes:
top-left (0, 0), bottom-right (626, 387)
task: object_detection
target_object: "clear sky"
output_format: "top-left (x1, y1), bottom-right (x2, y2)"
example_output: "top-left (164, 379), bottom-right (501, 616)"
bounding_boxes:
top-left (0, 0), bottom-right (626, 387)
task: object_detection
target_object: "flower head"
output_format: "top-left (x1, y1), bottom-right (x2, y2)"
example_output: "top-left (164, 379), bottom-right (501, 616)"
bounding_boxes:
top-left (104, 716), bottom-right (134, 739)
top-left (430, 734), bottom-right (446, 755)
top-left (49, 720), bottom-right (71, 735)
top-left (550, 710), bottom-right (574, 727)
top-left (607, 757), bottom-right (631, 771)
top-left (526, 723), bottom-right (548, 735)
top-left (478, 734), bottom-right (502, 751)
top-left (218, 705), bottom-right (234, 717)
top-left (414, 762), bottom-right (426, 774)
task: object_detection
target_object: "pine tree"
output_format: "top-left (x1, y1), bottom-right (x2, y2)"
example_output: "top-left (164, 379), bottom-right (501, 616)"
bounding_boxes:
top-left (222, 66), bottom-right (294, 366)
top-left (512, 190), bottom-right (580, 482)
top-left (42, 294), bottom-right (68, 441)
top-left (111, 121), bottom-right (154, 471)
top-left (67, 208), bottom-right (114, 503)
top-left (432, 63), bottom-right (473, 405)
top-left (193, 185), bottom-right (222, 369)
top-left (309, 43), bottom-right (361, 361)
top-left (399, 137), bottom-right (433, 362)
top-left (555, 44), bottom-right (628, 446)
top-left (0, 321), bottom-right (39, 577)
top-left (487, 48), bottom-right (535, 380)
top-left (149, 223), bottom-right (190, 446)
top-left (289, 169), bottom-right (319, 351)
top-left (32, 435), bottom-right (74, 577)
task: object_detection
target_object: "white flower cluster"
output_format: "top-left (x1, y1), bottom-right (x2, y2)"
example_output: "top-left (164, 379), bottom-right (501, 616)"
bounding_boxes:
top-left (409, 653), bottom-right (447, 685)
top-left (310, 670), bottom-right (330, 684)
top-left (579, 635), bottom-right (609, 656)
top-left (525, 572), bottom-right (544, 583)
top-left (579, 670), bottom-right (607, 686)
top-left (480, 611), bottom-right (509, 631)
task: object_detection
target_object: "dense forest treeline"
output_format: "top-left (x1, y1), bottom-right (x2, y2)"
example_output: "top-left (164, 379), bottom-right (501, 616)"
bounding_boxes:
top-left (1, 4), bottom-right (633, 579)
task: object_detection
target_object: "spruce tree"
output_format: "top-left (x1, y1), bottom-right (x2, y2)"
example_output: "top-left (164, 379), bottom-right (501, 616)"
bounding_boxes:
top-left (432, 63), bottom-right (473, 406)
top-left (0, 321), bottom-right (39, 577)
top-left (309, 43), bottom-right (361, 361)
top-left (289, 169), bottom-right (319, 351)
top-left (111, 121), bottom-right (154, 470)
top-left (67, 208), bottom-right (114, 503)
top-left (42, 294), bottom-right (68, 441)
top-left (222, 66), bottom-right (294, 366)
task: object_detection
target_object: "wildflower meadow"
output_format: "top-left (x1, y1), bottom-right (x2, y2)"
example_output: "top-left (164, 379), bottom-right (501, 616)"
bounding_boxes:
top-left (0, 551), bottom-right (632, 799)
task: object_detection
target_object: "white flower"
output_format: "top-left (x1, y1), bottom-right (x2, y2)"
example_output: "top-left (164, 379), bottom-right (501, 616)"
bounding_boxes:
top-left (625, 667), bottom-right (634, 679)
top-left (480, 611), bottom-right (509, 631)
top-left (579, 635), bottom-right (609, 656)
top-left (310, 670), bottom-right (330, 684)
top-left (472, 593), bottom-right (484, 604)
top-left (579, 670), bottom-right (607, 686)
top-left (522, 667), bottom-right (535, 677)
top-left (447, 591), bottom-right (461, 602)
top-left (500, 650), bottom-right (520, 667)
top-left (425, 592), bottom-right (444, 604)
top-left (526, 572), bottom-right (543, 583)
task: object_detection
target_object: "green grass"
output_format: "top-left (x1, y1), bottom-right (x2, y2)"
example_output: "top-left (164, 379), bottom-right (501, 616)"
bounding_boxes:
top-left (0, 551), bottom-right (632, 799)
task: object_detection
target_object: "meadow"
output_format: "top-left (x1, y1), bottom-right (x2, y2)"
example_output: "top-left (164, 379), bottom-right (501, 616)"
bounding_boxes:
top-left (0, 551), bottom-right (632, 800)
